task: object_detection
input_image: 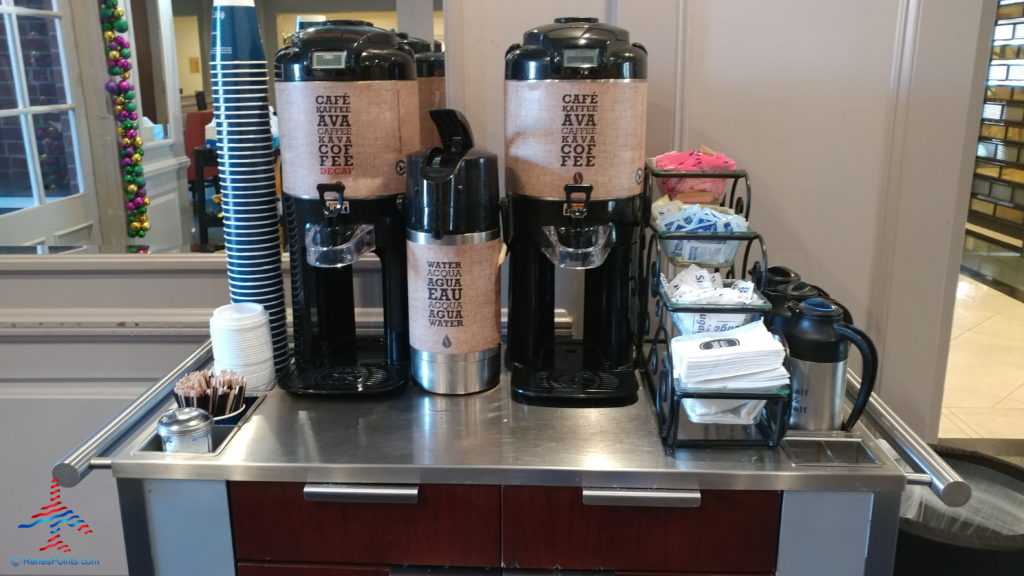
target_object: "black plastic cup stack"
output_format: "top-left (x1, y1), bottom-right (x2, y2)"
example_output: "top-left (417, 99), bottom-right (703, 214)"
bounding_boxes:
top-left (210, 0), bottom-right (288, 373)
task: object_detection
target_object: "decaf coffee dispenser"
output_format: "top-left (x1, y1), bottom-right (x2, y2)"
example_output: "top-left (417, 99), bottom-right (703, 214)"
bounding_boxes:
top-left (396, 33), bottom-right (446, 150)
top-left (274, 21), bottom-right (420, 393)
top-left (504, 18), bottom-right (648, 401)
top-left (406, 109), bottom-right (502, 394)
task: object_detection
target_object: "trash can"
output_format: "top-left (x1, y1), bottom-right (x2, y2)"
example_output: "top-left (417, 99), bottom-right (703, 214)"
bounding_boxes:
top-left (895, 445), bottom-right (1024, 575)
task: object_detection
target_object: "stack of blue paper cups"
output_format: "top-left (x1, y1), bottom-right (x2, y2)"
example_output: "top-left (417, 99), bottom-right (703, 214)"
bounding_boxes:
top-left (210, 0), bottom-right (288, 374)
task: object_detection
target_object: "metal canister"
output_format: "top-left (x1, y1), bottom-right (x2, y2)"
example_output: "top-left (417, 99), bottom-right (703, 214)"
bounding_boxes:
top-left (156, 407), bottom-right (213, 454)
top-left (406, 109), bottom-right (502, 394)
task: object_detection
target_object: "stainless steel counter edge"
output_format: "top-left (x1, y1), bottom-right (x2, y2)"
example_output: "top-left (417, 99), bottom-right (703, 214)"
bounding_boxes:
top-left (107, 377), bottom-right (908, 493)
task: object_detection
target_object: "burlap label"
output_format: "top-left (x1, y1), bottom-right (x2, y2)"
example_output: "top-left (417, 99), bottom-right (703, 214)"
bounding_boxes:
top-left (417, 76), bottom-right (446, 150)
top-left (407, 238), bottom-right (502, 354)
top-left (276, 80), bottom-right (420, 198)
top-left (505, 80), bottom-right (647, 200)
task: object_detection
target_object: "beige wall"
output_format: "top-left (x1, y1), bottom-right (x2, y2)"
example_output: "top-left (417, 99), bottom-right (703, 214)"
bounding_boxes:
top-left (446, 0), bottom-right (994, 438)
top-left (681, 2), bottom-right (898, 318)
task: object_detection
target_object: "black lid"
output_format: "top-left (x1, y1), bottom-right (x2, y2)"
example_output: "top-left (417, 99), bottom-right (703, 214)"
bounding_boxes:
top-left (506, 17), bottom-right (647, 80)
top-left (274, 20), bottom-right (415, 82)
top-left (793, 297), bottom-right (844, 320)
top-left (330, 19), bottom-right (377, 28)
top-left (396, 32), bottom-right (441, 54)
top-left (763, 266), bottom-right (801, 291)
top-left (392, 33), bottom-right (445, 77)
top-left (414, 51), bottom-right (445, 77)
top-left (784, 297), bottom-right (848, 362)
top-left (780, 281), bottom-right (824, 300)
top-left (406, 109), bottom-right (499, 236)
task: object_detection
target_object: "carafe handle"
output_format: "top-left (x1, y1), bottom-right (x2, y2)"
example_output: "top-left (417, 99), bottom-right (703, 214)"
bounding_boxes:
top-left (836, 324), bottom-right (878, 431)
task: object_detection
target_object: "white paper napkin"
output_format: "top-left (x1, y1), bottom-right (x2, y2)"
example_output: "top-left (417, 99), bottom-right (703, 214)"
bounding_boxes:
top-left (671, 321), bottom-right (786, 383)
top-left (671, 321), bottom-right (789, 425)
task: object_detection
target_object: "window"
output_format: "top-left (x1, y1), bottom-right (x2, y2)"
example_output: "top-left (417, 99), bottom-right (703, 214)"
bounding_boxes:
top-left (0, 0), bottom-right (81, 216)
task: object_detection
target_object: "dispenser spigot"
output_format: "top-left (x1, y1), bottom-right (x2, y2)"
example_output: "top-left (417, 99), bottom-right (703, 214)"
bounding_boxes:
top-left (306, 181), bottom-right (375, 268)
top-left (538, 182), bottom-right (611, 269)
top-left (563, 183), bottom-right (593, 219)
top-left (317, 182), bottom-right (349, 220)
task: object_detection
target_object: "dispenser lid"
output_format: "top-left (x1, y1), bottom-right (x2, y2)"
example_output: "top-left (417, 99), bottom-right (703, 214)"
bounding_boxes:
top-left (397, 33), bottom-right (445, 78)
top-left (780, 281), bottom-right (823, 300)
top-left (506, 17), bottom-right (647, 80)
top-left (793, 297), bottom-right (844, 320)
top-left (763, 266), bottom-right (801, 290)
top-left (274, 20), bottom-right (415, 82)
top-left (525, 17), bottom-right (631, 45)
top-left (396, 32), bottom-right (443, 54)
top-left (157, 407), bottom-right (212, 438)
top-left (406, 109), bottom-right (499, 235)
top-left (423, 108), bottom-right (474, 180)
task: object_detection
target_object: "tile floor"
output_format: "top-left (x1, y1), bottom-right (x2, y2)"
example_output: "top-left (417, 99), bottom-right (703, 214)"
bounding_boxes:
top-left (961, 228), bottom-right (1024, 296)
top-left (940, 274), bottom-right (1024, 439)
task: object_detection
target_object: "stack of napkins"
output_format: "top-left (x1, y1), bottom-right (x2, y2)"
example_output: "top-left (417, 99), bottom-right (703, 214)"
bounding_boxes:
top-left (670, 321), bottom-right (789, 424)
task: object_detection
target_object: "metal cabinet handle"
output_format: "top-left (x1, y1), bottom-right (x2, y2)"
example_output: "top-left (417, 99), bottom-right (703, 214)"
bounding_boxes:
top-left (52, 341), bottom-right (214, 487)
top-left (582, 487), bottom-right (701, 508)
top-left (303, 483), bottom-right (420, 504)
top-left (847, 379), bottom-right (971, 507)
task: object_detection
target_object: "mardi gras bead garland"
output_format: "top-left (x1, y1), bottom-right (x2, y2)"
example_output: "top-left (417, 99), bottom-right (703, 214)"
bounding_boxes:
top-left (98, 0), bottom-right (150, 239)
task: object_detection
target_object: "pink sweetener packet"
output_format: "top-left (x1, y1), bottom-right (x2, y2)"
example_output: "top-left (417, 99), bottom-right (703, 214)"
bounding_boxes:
top-left (653, 147), bottom-right (736, 203)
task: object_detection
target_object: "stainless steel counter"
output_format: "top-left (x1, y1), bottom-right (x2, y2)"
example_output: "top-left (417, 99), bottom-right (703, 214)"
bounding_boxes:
top-left (58, 344), bottom-right (960, 576)
top-left (106, 372), bottom-right (908, 492)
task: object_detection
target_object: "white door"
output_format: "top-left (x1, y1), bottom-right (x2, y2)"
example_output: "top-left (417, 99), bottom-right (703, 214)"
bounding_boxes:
top-left (0, 0), bottom-right (100, 247)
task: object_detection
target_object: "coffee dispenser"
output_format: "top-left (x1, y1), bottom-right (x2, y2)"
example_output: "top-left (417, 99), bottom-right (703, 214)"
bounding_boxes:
top-left (504, 18), bottom-right (647, 402)
top-left (396, 33), bottom-right (446, 150)
top-left (406, 109), bottom-right (502, 394)
top-left (274, 21), bottom-right (419, 393)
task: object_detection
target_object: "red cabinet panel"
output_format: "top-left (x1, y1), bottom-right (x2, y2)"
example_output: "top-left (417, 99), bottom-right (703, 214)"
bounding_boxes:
top-left (229, 482), bottom-right (501, 567)
top-left (501, 486), bottom-right (781, 573)
top-left (237, 563), bottom-right (389, 576)
top-left (617, 572), bottom-right (772, 576)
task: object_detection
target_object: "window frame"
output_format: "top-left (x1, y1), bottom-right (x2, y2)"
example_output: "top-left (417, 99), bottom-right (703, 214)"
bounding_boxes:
top-left (0, 0), bottom-right (85, 214)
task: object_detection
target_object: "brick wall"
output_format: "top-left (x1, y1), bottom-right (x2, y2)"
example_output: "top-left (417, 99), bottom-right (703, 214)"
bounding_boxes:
top-left (0, 16), bottom-right (28, 193)
top-left (0, 14), bottom-right (74, 199)
top-left (19, 16), bottom-right (64, 107)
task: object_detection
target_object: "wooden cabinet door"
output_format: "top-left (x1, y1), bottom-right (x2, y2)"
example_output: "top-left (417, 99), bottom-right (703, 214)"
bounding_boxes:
top-left (502, 486), bottom-right (781, 573)
top-left (230, 482), bottom-right (501, 567)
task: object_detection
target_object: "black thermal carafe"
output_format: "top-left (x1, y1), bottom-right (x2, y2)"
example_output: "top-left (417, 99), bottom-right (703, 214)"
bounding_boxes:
top-left (784, 298), bottom-right (878, 431)
top-left (504, 17), bottom-right (648, 403)
top-left (274, 21), bottom-right (420, 394)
